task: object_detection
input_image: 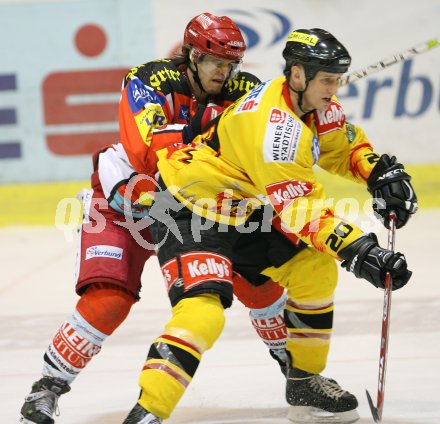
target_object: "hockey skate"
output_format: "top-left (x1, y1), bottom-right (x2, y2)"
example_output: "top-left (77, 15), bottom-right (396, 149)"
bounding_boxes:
top-left (20, 376), bottom-right (71, 424)
top-left (122, 403), bottom-right (163, 424)
top-left (286, 368), bottom-right (359, 424)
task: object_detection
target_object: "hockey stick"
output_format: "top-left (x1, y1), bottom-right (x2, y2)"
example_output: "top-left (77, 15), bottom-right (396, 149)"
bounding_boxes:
top-left (339, 36), bottom-right (440, 87)
top-left (366, 211), bottom-right (397, 423)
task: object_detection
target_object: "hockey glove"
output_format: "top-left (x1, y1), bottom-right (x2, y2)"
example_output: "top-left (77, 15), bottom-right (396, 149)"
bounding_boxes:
top-left (339, 233), bottom-right (412, 290)
top-left (182, 104), bottom-right (225, 144)
top-left (367, 154), bottom-right (418, 229)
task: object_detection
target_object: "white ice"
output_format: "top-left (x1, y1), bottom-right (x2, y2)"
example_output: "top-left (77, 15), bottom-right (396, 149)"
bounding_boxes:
top-left (1, 210), bottom-right (439, 423)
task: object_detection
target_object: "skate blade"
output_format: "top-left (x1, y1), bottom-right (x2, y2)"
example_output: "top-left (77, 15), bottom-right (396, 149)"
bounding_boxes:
top-left (288, 406), bottom-right (360, 424)
top-left (20, 417), bottom-right (38, 424)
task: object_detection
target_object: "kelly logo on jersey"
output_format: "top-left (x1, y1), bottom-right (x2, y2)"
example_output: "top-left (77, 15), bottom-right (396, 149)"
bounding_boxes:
top-left (264, 108), bottom-right (302, 163)
top-left (265, 179), bottom-right (314, 214)
top-left (315, 100), bottom-right (346, 135)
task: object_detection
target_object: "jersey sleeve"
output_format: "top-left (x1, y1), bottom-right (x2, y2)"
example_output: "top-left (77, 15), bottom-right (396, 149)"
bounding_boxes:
top-left (118, 71), bottom-right (173, 176)
top-left (312, 99), bottom-right (380, 184)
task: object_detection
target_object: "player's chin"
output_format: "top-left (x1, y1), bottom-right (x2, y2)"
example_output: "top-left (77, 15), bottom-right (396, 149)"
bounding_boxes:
top-left (207, 80), bottom-right (225, 93)
top-left (317, 98), bottom-right (332, 111)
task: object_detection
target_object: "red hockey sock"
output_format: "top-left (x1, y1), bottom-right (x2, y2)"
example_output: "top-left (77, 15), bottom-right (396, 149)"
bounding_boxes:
top-left (76, 282), bottom-right (136, 335)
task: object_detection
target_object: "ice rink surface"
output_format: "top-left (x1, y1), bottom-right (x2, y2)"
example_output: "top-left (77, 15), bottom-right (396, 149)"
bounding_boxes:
top-left (1, 210), bottom-right (439, 423)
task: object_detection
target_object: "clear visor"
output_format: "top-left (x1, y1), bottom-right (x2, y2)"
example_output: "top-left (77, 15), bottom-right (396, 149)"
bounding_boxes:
top-left (190, 49), bottom-right (242, 80)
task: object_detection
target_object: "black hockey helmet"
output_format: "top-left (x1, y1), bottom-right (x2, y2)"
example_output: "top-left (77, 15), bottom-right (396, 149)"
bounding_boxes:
top-left (282, 28), bottom-right (351, 81)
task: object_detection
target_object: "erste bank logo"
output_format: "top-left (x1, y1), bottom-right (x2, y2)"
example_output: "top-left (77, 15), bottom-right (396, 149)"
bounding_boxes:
top-left (236, 80), bottom-right (270, 113)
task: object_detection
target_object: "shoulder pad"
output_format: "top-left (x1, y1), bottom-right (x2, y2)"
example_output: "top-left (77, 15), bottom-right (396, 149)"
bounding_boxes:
top-left (222, 72), bottom-right (261, 102)
top-left (124, 59), bottom-right (188, 95)
top-left (235, 71), bottom-right (261, 85)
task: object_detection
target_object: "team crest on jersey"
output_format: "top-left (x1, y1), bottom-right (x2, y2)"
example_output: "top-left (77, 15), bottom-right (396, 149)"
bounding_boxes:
top-left (314, 100), bottom-right (346, 135)
top-left (263, 108), bottom-right (302, 163)
top-left (265, 179), bottom-right (313, 215)
top-left (236, 80), bottom-right (270, 113)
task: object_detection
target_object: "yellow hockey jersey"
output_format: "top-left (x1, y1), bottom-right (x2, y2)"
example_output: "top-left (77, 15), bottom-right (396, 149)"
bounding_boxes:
top-left (156, 76), bottom-right (380, 259)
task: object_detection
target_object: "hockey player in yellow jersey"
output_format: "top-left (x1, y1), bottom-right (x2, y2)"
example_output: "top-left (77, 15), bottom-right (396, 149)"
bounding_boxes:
top-left (122, 29), bottom-right (417, 424)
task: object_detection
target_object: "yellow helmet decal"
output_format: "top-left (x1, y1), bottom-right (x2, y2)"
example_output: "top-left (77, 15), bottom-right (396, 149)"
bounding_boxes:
top-left (287, 31), bottom-right (319, 46)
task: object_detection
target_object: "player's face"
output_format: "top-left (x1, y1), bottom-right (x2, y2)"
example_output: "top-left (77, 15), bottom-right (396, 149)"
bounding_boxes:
top-left (303, 71), bottom-right (342, 111)
top-left (197, 54), bottom-right (238, 94)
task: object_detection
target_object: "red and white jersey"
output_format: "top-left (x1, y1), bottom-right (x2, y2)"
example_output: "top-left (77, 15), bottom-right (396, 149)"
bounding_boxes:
top-left (93, 58), bottom-right (260, 218)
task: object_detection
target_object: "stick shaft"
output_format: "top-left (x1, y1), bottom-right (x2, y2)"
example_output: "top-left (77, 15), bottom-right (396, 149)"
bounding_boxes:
top-left (375, 212), bottom-right (397, 420)
top-left (339, 37), bottom-right (440, 87)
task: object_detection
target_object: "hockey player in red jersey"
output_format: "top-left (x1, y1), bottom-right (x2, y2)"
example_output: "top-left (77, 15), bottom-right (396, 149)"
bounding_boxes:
top-left (121, 29), bottom-right (417, 424)
top-left (20, 12), bottom-right (296, 424)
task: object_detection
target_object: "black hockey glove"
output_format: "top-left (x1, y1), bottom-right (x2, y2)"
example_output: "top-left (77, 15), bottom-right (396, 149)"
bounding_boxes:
top-left (182, 104), bottom-right (225, 144)
top-left (367, 154), bottom-right (418, 229)
top-left (339, 233), bottom-right (412, 290)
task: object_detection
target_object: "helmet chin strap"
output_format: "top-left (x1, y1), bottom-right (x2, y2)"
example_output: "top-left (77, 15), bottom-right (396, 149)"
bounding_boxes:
top-left (287, 80), bottom-right (314, 115)
top-left (287, 65), bottom-right (317, 115)
top-left (287, 82), bottom-right (304, 114)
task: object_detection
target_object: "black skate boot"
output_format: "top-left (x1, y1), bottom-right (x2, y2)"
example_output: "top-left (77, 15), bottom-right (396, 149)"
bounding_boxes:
top-left (20, 377), bottom-right (71, 424)
top-left (123, 403), bottom-right (163, 424)
top-left (286, 368), bottom-right (359, 424)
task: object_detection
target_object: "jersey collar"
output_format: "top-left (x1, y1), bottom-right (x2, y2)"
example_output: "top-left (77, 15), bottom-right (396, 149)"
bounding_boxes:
top-left (282, 80), bottom-right (296, 113)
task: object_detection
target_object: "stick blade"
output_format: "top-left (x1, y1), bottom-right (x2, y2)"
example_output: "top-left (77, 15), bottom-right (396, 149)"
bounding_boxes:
top-left (366, 390), bottom-right (381, 423)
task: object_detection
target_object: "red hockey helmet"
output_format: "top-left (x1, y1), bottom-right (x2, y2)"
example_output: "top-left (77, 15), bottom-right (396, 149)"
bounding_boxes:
top-left (184, 12), bottom-right (246, 62)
